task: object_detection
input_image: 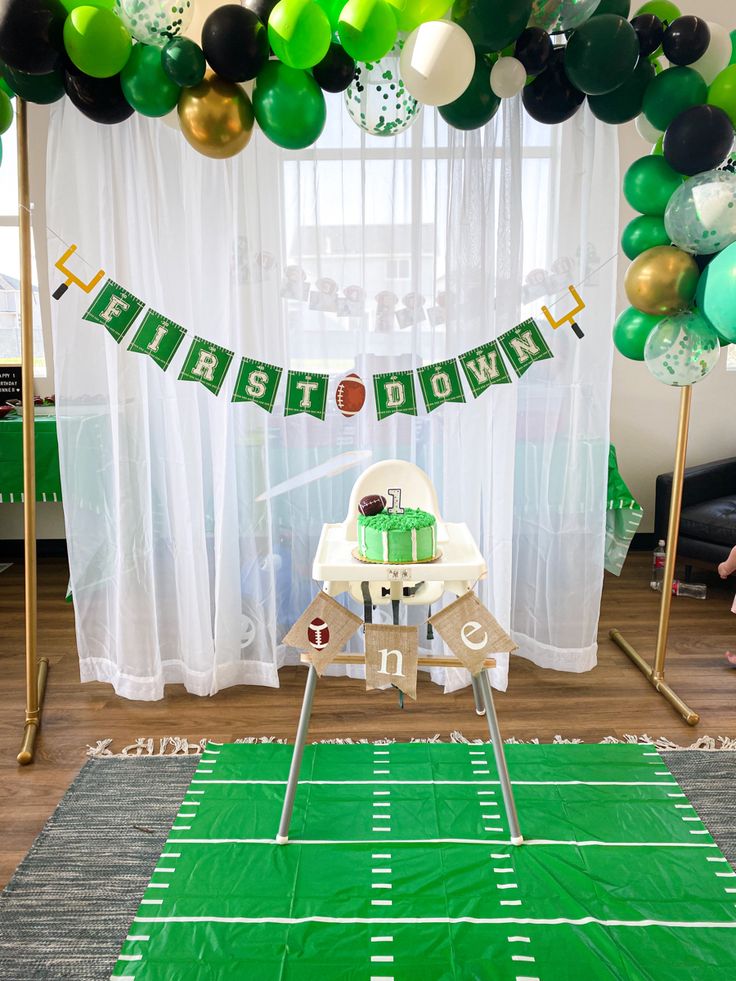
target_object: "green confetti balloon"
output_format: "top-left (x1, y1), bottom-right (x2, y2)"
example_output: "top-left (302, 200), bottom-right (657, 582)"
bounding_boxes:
top-left (269, 0), bottom-right (332, 69)
top-left (644, 309), bottom-right (720, 386)
top-left (253, 61), bottom-right (326, 149)
top-left (642, 66), bottom-right (708, 132)
top-left (121, 43), bottom-right (181, 116)
top-left (665, 171), bottom-right (736, 256)
top-left (116, 0), bottom-right (193, 47)
top-left (63, 6), bottom-right (132, 79)
top-left (344, 40), bottom-right (420, 136)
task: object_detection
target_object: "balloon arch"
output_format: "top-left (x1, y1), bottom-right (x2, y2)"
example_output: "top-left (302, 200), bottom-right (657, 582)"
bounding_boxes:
top-left (0, 0), bottom-right (735, 384)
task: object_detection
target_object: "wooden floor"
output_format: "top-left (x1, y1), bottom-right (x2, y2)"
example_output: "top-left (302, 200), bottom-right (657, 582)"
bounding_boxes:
top-left (1, 552), bottom-right (735, 887)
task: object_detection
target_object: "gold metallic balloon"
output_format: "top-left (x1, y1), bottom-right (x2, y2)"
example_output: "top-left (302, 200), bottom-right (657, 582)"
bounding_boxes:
top-left (178, 71), bottom-right (254, 159)
top-left (624, 246), bottom-right (700, 317)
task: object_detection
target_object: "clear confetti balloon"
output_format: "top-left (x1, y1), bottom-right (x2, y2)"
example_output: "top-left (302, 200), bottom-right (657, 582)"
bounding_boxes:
top-left (529, 0), bottom-right (602, 34)
top-left (644, 310), bottom-right (721, 386)
top-left (344, 40), bottom-right (421, 137)
top-left (664, 170), bottom-right (736, 256)
top-left (115, 0), bottom-right (193, 46)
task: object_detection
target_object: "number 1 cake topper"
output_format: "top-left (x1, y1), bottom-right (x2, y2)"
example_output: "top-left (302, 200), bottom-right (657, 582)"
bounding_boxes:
top-left (387, 488), bottom-right (404, 514)
top-left (541, 285), bottom-right (586, 340)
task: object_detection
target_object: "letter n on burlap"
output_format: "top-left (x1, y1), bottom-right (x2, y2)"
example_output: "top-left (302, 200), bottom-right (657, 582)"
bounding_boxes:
top-left (365, 624), bottom-right (419, 700)
top-left (429, 592), bottom-right (517, 675)
top-left (282, 593), bottom-right (362, 675)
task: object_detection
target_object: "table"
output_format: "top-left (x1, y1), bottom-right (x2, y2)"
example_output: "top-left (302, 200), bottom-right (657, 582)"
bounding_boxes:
top-left (0, 414), bottom-right (62, 503)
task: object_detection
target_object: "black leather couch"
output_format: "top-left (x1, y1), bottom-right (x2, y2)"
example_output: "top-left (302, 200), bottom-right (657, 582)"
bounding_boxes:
top-left (655, 457), bottom-right (736, 566)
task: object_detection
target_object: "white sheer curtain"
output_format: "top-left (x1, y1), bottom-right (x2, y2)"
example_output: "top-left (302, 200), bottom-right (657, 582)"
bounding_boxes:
top-left (45, 89), bottom-right (617, 701)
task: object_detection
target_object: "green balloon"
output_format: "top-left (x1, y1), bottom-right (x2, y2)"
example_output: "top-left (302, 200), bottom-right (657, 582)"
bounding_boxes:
top-left (63, 7), bottom-right (132, 79)
top-left (0, 77), bottom-right (13, 99)
top-left (389, 0), bottom-right (450, 33)
top-left (564, 15), bottom-right (639, 96)
top-left (451, 0), bottom-right (532, 55)
top-left (651, 134), bottom-right (663, 155)
top-left (121, 44), bottom-right (180, 117)
top-left (0, 64), bottom-right (65, 104)
top-left (613, 306), bottom-right (661, 361)
top-left (594, 0), bottom-right (630, 15)
top-left (588, 57), bottom-right (655, 124)
top-left (60, 0), bottom-right (114, 10)
top-left (642, 66), bottom-right (707, 132)
top-left (439, 52), bottom-right (500, 130)
top-left (162, 38), bottom-right (206, 88)
top-left (0, 90), bottom-right (12, 136)
top-left (338, 0), bottom-right (397, 62)
top-left (634, 1), bottom-right (680, 26)
top-left (708, 64), bottom-right (736, 129)
top-left (696, 242), bottom-right (736, 343)
top-left (315, 0), bottom-right (346, 31)
top-left (269, 0), bottom-right (332, 70)
top-left (731, 29), bottom-right (736, 66)
top-left (253, 61), bottom-right (326, 149)
top-left (622, 215), bottom-right (671, 260)
top-left (623, 156), bottom-right (683, 215)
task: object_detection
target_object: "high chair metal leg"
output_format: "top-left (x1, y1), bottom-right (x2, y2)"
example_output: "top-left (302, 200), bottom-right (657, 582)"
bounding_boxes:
top-left (276, 665), bottom-right (318, 844)
top-left (470, 675), bottom-right (486, 716)
top-left (478, 670), bottom-right (523, 846)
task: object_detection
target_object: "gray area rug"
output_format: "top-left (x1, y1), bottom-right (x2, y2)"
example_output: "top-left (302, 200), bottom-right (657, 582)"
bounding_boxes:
top-left (0, 751), bottom-right (733, 980)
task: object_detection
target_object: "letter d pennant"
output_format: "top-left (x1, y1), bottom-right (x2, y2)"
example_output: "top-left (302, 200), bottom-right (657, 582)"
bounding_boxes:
top-left (373, 370), bottom-right (418, 421)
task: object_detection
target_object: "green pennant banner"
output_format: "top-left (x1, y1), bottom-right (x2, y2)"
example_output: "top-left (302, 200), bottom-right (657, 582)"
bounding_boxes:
top-left (373, 370), bottom-right (418, 421)
top-left (459, 339), bottom-right (511, 397)
top-left (498, 318), bottom-right (554, 378)
top-left (284, 370), bottom-right (329, 420)
top-left (232, 357), bottom-right (283, 412)
top-left (417, 358), bottom-right (466, 413)
top-left (82, 279), bottom-right (144, 343)
top-left (178, 336), bottom-right (234, 396)
top-left (127, 309), bottom-right (186, 371)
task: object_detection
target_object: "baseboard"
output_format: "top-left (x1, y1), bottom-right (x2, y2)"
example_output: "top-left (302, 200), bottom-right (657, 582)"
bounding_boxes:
top-left (0, 539), bottom-right (68, 562)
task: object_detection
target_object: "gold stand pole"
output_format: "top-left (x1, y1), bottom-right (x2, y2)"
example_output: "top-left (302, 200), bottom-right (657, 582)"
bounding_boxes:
top-left (610, 384), bottom-right (699, 726)
top-left (16, 99), bottom-right (49, 765)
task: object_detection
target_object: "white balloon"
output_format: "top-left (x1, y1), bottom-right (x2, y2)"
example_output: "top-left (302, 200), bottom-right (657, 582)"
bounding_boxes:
top-left (400, 21), bottom-right (475, 107)
top-left (490, 56), bottom-right (527, 99)
top-left (184, 0), bottom-right (237, 45)
top-left (635, 113), bottom-right (662, 145)
top-left (690, 22), bottom-right (732, 85)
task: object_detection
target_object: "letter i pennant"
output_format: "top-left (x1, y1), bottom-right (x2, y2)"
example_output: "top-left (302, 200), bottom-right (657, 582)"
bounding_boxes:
top-left (284, 370), bottom-right (329, 420)
top-left (373, 370), bottom-right (418, 421)
top-left (82, 279), bottom-right (144, 343)
top-left (127, 309), bottom-right (187, 371)
top-left (178, 336), bottom-right (234, 396)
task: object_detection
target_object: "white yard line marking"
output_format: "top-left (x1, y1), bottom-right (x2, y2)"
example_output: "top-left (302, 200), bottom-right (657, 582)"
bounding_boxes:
top-left (372, 884), bottom-right (392, 890)
top-left (166, 837), bottom-right (719, 848)
top-left (190, 779), bottom-right (678, 787)
top-left (724, 888), bottom-right (736, 893)
top-left (118, 955), bottom-right (142, 962)
top-left (160, 853), bottom-right (181, 858)
top-left (497, 883), bottom-right (519, 890)
top-left (372, 853), bottom-right (392, 859)
top-left (690, 830), bottom-right (710, 836)
top-left (371, 900), bottom-right (393, 907)
top-left (126, 935), bottom-right (150, 942)
top-left (133, 914), bottom-right (736, 928)
top-left (515, 975), bottom-right (541, 981)
top-left (668, 794), bottom-right (686, 798)
top-left (177, 813), bottom-right (197, 819)
top-left (140, 899), bottom-right (163, 906)
top-left (374, 771), bottom-right (391, 775)
top-left (491, 853), bottom-right (510, 859)
top-left (715, 872), bottom-right (736, 878)
top-left (374, 803), bottom-right (391, 809)
top-left (171, 826), bottom-right (191, 831)
top-left (197, 770), bottom-right (213, 775)
top-left (371, 955), bottom-right (394, 963)
top-left (371, 937), bottom-right (393, 942)
top-left (707, 858), bottom-right (728, 863)
top-left (500, 901), bottom-right (523, 907)
top-left (374, 751), bottom-right (390, 756)
top-left (153, 867), bottom-right (176, 873)
top-left (373, 868), bottom-right (392, 874)
top-left (370, 975), bottom-right (394, 980)
top-left (374, 791), bottom-right (391, 796)
top-left (512, 956), bottom-right (536, 962)
top-left (674, 805), bottom-right (694, 810)
top-left (477, 791), bottom-right (495, 796)
top-left (507, 937), bottom-right (531, 943)
top-left (494, 868), bottom-right (514, 873)
top-left (187, 791), bottom-right (205, 795)
top-left (147, 884), bottom-right (169, 889)
top-left (682, 817), bottom-right (702, 823)
top-left (182, 801), bottom-right (201, 806)
top-left (485, 827), bottom-right (505, 833)
top-left (372, 828), bottom-right (392, 833)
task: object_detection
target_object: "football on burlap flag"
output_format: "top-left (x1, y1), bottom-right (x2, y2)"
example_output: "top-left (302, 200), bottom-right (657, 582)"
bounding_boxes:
top-left (283, 593), bottom-right (363, 675)
top-left (429, 591), bottom-right (517, 675)
top-left (365, 624), bottom-right (419, 700)
top-left (335, 373), bottom-right (366, 417)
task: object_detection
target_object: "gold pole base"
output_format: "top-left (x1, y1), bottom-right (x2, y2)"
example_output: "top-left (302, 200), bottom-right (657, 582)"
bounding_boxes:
top-left (609, 630), bottom-right (699, 726)
top-left (17, 657), bottom-right (49, 765)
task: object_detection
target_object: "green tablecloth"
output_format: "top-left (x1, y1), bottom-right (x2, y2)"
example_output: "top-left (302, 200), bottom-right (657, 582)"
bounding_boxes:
top-left (606, 443), bottom-right (643, 576)
top-left (0, 414), bottom-right (62, 502)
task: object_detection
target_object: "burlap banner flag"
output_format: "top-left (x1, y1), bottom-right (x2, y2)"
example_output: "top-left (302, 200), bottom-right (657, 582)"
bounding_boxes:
top-left (497, 318), bottom-right (554, 379)
top-left (127, 309), bottom-right (187, 371)
top-left (429, 592), bottom-right (517, 675)
top-left (459, 339), bottom-right (511, 397)
top-left (178, 336), bottom-right (235, 396)
top-left (284, 369), bottom-right (329, 420)
top-left (283, 592), bottom-right (362, 675)
top-left (373, 370), bottom-right (418, 421)
top-left (83, 279), bottom-right (144, 344)
top-left (365, 624), bottom-right (418, 700)
top-left (417, 358), bottom-right (466, 413)
top-left (232, 357), bottom-right (283, 411)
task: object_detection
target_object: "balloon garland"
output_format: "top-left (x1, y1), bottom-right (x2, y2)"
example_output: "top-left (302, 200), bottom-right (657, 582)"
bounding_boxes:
top-left (0, 0), bottom-right (734, 389)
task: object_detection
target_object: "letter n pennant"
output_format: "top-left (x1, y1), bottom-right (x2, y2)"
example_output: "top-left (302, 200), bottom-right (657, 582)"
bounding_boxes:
top-left (429, 592), bottom-right (517, 675)
top-left (127, 309), bottom-right (186, 371)
top-left (178, 336), bottom-right (234, 396)
top-left (364, 624), bottom-right (418, 700)
top-left (82, 279), bottom-right (144, 343)
top-left (497, 318), bottom-right (554, 378)
top-left (373, 370), bottom-right (418, 421)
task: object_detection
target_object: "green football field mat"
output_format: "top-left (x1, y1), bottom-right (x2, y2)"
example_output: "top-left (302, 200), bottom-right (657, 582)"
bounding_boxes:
top-left (112, 742), bottom-right (736, 980)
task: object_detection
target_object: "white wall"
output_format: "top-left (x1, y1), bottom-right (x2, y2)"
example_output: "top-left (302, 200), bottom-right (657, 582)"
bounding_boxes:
top-left (610, 0), bottom-right (736, 532)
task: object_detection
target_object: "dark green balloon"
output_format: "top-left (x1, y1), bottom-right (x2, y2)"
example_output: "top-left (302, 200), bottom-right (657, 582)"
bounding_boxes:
top-left (588, 57), bottom-right (655, 123)
top-left (0, 76), bottom-right (14, 98)
top-left (451, 0), bottom-right (533, 55)
top-left (0, 63), bottom-right (64, 104)
top-left (161, 38), bottom-right (206, 89)
top-left (594, 0), bottom-right (631, 14)
top-left (623, 155), bottom-right (683, 215)
top-left (439, 52), bottom-right (500, 130)
top-left (613, 307), bottom-right (662, 360)
top-left (121, 44), bottom-right (180, 117)
top-left (642, 65), bottom-right (707, 132)
top-left (564, 15), bottom-right (639, 96)
top-left (622, 215), bottom-right (671, 260)
top-left (253, 61), bottom-right (325, 149)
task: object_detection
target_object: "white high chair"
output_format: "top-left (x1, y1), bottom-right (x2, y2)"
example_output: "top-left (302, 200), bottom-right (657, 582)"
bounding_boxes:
top-left (275, 460), bottom-right (523, 848)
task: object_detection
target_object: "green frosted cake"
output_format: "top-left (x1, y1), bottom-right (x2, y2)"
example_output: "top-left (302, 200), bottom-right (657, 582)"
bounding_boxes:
top-left (357, 507), bottom-right (437, 563)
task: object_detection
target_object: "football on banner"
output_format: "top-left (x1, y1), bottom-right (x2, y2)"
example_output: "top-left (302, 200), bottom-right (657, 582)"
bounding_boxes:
top-left (307, 617), bottom-right (330, 650)
top-left (359, 494), bottom-right (386, 516)
top-left (335, 372), bottom-right (366, 417)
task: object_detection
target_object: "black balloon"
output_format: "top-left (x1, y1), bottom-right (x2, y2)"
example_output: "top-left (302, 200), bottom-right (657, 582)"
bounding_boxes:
top-left (662, 16), bottom-right (710, 66)
top-left (0, 0), bottom-right (65, 75)
top-left (245, 0), bottom-right (279, 26)
top-left (664, 105), bottom-right (735, 176)
top-left (312, 43), bottom-right (356, 93)
top-left (694, 252), bottom-right (718, 274)
top-left (521, 48), bottom-right (585, 125)
top-left (1, 61), bottom-right (64, 103)
top-left (514, 27), bottom-right (552, 78)
top-left (202, 5), bottom-right (268, 83)
top-left (64, 67), bottom-right (134, 125)
top-left (630, 14), bottom-right (664, 57)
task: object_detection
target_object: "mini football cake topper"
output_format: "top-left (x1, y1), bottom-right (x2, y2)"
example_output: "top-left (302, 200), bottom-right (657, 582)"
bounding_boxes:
top-left (359, 494), bottom-right (386, 517)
